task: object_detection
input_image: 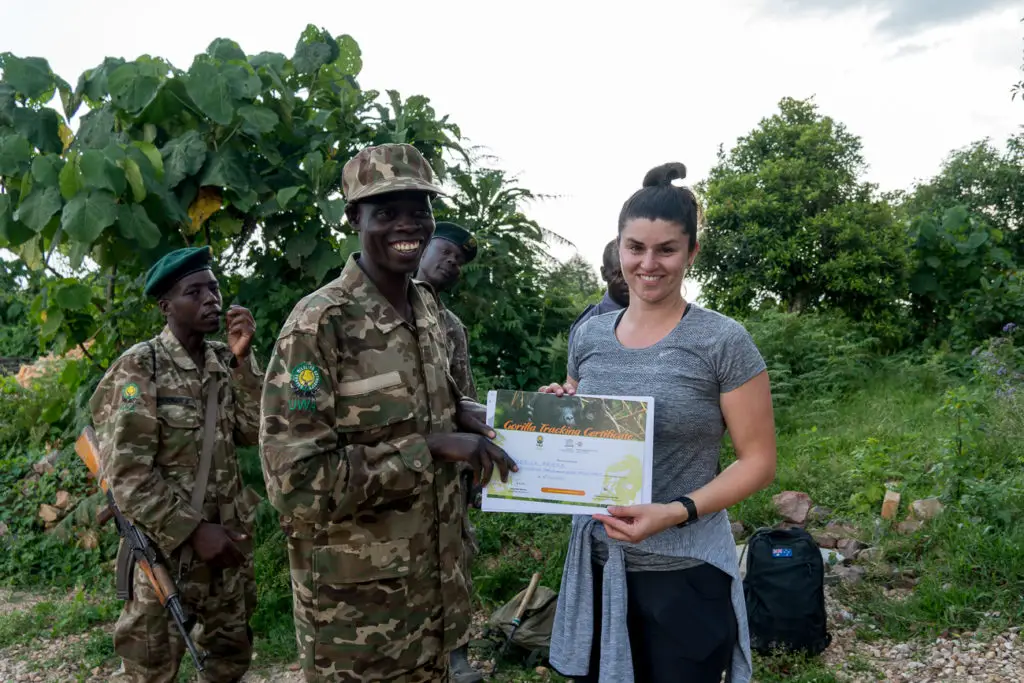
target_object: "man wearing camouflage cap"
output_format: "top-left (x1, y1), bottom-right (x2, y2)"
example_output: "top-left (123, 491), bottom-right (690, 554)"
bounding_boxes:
top-left (258, 142), bottom-right (517, 682)
top-left (415, 221), bottom-right (484, 683)
top-left (90, 245), bottom-right (265, 682)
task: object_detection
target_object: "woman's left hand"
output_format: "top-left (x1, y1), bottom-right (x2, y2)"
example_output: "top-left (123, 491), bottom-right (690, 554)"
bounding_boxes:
top-left (592, 503), bottom-right (683, 544)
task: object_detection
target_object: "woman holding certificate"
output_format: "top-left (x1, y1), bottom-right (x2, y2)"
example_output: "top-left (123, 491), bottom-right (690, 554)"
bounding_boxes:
top-left (540, 163), bottom-right (777, 683)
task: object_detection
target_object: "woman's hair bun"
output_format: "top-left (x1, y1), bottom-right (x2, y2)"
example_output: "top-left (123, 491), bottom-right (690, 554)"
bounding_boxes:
top-left (642, 162), bottom-right (687, 188)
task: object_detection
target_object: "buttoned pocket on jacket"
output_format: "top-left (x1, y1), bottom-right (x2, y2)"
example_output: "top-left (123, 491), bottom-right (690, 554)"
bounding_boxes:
top-left (335, 371), bottom-right (416, 444)
top-left (155, 399), bottom-right (200, 467)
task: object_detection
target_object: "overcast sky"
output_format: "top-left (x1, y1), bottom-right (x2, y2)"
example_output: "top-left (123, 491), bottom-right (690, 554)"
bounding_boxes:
top-left (1, 0), bottom-right (1022, 301)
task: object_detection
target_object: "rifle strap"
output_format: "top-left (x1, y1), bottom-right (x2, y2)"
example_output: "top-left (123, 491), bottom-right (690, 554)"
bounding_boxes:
top-left (178, 372), bottom-right (220, 578)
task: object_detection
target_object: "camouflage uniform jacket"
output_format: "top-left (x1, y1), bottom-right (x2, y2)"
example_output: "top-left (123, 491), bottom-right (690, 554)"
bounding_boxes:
top-left (439, 305), bottom-right (476, 402)
top-left (258, 253), bottom-right (470, 678)
top-left (89, 326), bottom-right (265, 556)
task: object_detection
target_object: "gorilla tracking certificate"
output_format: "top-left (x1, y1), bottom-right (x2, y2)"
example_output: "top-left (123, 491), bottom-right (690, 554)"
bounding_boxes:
top-left (481, 390), bottom-right (655, 516)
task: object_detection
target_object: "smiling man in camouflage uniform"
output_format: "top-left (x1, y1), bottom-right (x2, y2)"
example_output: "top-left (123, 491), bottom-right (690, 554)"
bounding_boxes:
top-left (90, 245), bottom-right (265, 682)
top-left (415, 221), bottom-right (484, 683)
top-left (258, 143), bottom-right (516, 683)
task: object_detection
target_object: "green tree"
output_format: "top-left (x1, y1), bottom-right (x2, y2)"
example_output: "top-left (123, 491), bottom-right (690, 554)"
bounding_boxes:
top-left (0, 28), bottom-right (463, 373)
top-left (692, 97), bottom-right (910, 338)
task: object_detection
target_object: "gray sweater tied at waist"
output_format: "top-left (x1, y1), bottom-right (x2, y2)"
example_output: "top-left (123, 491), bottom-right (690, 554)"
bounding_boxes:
top-left (549, 510), bottom-right (753, 683)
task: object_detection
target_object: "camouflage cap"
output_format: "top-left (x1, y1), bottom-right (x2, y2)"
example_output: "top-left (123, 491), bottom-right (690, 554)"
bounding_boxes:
top-left (342, 143), bottom-right (447, 203)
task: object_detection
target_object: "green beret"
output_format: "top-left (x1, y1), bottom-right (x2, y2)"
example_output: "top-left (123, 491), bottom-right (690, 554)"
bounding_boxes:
top-left (433, 221), bottom-right (477, 262)
top-left (143, 246), bottom-right (214, 298)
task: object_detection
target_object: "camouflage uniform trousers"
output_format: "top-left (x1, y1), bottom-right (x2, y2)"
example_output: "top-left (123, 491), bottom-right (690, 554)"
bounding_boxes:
top-left (110, 545), bottom-right (257, 683)
top-left (457, 467), bottom-right (479, 649)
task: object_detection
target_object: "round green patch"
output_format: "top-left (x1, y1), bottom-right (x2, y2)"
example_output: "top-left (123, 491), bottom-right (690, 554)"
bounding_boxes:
top-left (290, 362), bottom-right (322, 397)
top-left (121, 382), bottom-right (140, 402)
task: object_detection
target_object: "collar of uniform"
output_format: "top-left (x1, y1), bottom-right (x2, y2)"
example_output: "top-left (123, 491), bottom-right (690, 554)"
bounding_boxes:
top-left (341, 252), bottom-right (428, 335)
top-left (157, 325), bottom-right (225, 376)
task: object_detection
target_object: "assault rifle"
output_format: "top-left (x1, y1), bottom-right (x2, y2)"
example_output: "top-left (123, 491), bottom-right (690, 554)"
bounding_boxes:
top-left (75, 425), bottom-right (206, 672)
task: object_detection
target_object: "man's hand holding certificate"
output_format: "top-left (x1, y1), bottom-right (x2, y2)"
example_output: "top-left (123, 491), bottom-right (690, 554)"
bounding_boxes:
top-left (481, 389), bottom-right (655, 516)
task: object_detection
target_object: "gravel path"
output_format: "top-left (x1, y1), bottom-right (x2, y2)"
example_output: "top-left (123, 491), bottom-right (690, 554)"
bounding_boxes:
top-left (2, 587), bottom-right (1021, 682)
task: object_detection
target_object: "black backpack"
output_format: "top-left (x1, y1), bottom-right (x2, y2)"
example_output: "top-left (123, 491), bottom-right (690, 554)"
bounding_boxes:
top-left (742, 527), bottom-right (831, 656)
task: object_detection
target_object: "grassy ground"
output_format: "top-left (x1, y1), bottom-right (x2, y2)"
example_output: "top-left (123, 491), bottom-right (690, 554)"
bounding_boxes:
top-left (2, 344), bottom-right (1022, 681)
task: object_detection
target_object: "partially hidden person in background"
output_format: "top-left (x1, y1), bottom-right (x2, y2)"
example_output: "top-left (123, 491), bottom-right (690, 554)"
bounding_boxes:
top-left (415, 220), bottom-right (485, 683)
top-left (540, 163), bottom-right (778, 683)
top-left (567, 237), bottom-right (630, 351)
top-left (90, 245), bottom-right (265, 683)
top-left (258, 143), bottom-right (517, 683)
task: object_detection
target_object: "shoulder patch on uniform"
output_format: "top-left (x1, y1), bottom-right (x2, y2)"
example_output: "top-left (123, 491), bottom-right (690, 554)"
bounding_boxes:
top-left (119, 382), bottom-right (141, 413)
top-left (290, 362), bottom-right (322, 397)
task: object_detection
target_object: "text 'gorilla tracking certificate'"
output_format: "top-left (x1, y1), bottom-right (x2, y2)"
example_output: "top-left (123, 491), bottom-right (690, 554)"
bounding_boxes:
top-left (481, 390), bottom-right (655, 516)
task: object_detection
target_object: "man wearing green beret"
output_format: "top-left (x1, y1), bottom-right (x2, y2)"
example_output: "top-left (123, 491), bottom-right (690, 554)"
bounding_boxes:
top-left (259, 142), bottom-right (516, 682)
top-left (89, 245), bottom-right (265, 682)
top-left (416, 220), bottom-right (484, 682)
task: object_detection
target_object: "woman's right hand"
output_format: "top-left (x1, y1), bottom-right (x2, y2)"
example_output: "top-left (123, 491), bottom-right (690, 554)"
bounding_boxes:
top-left (538, 379), bottom-right (577, 396)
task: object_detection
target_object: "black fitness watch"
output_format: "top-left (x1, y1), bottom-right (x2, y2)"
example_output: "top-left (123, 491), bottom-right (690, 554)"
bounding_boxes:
top-left (672, 495), bottom-right (698, 528)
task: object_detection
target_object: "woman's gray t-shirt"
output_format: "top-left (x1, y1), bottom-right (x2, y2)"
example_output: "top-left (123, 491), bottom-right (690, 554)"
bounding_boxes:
top-left (568, 304), bottom-right (767, 571)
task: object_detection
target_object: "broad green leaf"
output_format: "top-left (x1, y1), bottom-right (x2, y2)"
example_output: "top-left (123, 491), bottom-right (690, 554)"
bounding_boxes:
top-left (75, 57), bottom-right (125, 104)
top-left (200, 148), bottom-right (250, 192)
top-left (285, 227), bottom-right (318, 268)
top-left (161, 130), bottom-right (208, 187)
top-left (293, 25), bottom-right (339, 74)
top-left (249, 51), bottom-right (287, 73)
top-left (0, 83), bottom-right (15, 124)
top-left (941, 206), bottom-right (969, 234)
top-left (306, 247), bottom-right (344, 284)
top-left (318, 197), bottom-right (346, 224)
top-left (208, 212), bottom-right (244, 236)
top-left (61, 191), bottom-right (118, 243)
top-left (334, 34), bottom-right (363, 76)
top-left (131, 141), bottom-right (164, 180)
top-left (17, 235), bottom-right (44, 270)
top-left (909, 271), bottom-right (938, 295)
top-left (277, 186), bottom-right (301, 208)
top-left (207, 38), bottom-right (247, 63)
top-left (55, 74), bottom-right (81, 120)
top-left (11, 107), bottom-right (63, 154)
top-left (0, 133), bottom-right (32, 175)
top-left (31, 154), bottom-right (63, 185)
top-left (238, 105), bottom-right (279, 135)
top-left (0, 54), bottom-right (54, 100)
top-left (924, 256), bottom-right (941, 269)
top-left (0, 194), bottom-right (33, 247)
top-left (55, 282), bottom-right (92, 310)
top-left (108, 62), bottom-right (163, 115)
top-left (40, 306), bottom-right (64, 337)
top-left (59, 154), bottom-right (82, 200)
top-left (73, 107), bottom-right (117, 150)
top-left (124, 158), bottom-right (146, 202)
top-left (965, 231), bottom-right (988, 250)
top-left (19, 173), bottom-right (32, 201)
top-left (227, 188), bottom-right (258, 212)
top-left (13, 187), bottom-right (62, 233)
top-left (117, 203), bottom-right (161, 249)
top-left (67, 240), bottom-right (90, 270)
top-left (80, 149), bottom-right (127, 195)
top-left (184, 56), bottom-right (259, 125)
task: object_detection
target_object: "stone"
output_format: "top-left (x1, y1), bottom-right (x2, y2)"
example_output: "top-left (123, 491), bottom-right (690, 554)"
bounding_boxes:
top-left (288, 663), bottom-right (301, 671)
top-left (0, 521), bottom-right (7, 537)
top-left (808, 505), bottom-right (832, 523)
top-left (31, 450), bottom-right (60, 475)
top-left (535, 666), bottom-right (550, 676)
top-left (882, 490), bottom-right (901, 520)
top-left (773, 491), bottom-right (813, 524)
top-left (837, 538), bottom-right (867, 556)
top-left (78, 529), bottom-right (99, 550)
top-left (825, 521), bottom-right (862, 539)
top-left (54, 490), bottom-right (71, 509)
top-left (911, 498), bottom-right (944, 521)
top-left (857, 546), bottom-right (884, 563)
top-left (730, 521), bottom-right (746, 541)
top-left (897, 518), bottom-right (924, 535)
top-left (833, 565), bottom-right (866, 584)
top-left (38, 503), bottom-right (61, 523)
top-left (813, 531), bottom-right (839, 549)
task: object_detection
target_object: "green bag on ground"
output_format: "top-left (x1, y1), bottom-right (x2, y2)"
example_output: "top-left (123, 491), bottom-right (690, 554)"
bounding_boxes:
top-left (487, 584), bottom-right (559, 655)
